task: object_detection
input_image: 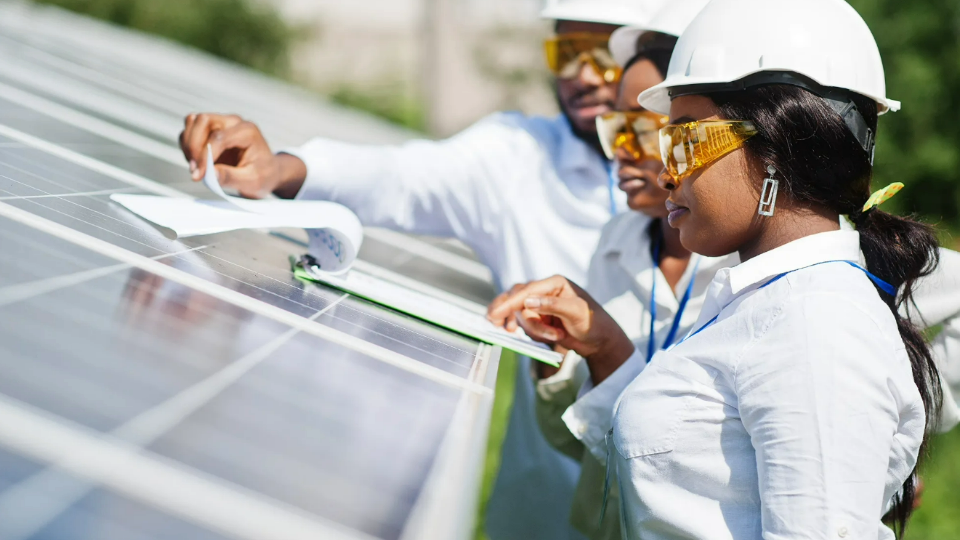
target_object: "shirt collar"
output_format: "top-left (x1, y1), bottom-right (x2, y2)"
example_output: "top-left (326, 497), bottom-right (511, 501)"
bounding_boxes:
top-left (727, 229), bottom-right (862, 294)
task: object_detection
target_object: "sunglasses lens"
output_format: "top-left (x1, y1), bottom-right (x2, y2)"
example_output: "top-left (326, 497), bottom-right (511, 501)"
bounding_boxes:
top-left (596, 112), bottom-right (624, 160)
top-left (545, 34), bottom-right (618, 80)
top-left (659, 121), bottom-right (758, 182)
top-left (598, 112), bottom-right (669, 161)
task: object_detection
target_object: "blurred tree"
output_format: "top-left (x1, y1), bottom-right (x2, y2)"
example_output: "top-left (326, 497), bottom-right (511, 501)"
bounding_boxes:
top-left (850, 0), bottom-right (960, 235)
top-left (32, 0), bottom-right (301, 76)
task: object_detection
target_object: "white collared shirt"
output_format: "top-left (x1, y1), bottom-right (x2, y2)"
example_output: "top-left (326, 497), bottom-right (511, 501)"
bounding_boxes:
top-left (285, 112), bottom-right (626, 291)
top-left (283, 112), bottom-right (627, 540)
top-left (612, 230), bottom-right (925, 540)
top-left (534, 211), bottom-right (737, 540)
top-left (566, 211), bottom-right (738, 459)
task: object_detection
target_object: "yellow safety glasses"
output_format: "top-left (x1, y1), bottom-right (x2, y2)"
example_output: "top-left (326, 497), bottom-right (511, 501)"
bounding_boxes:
top-left (659, 120), bottom-right (758, 182)
top-left (544, 33), bottom-right (621, 83)
top-left (596, 111), bottom-right (670, 161)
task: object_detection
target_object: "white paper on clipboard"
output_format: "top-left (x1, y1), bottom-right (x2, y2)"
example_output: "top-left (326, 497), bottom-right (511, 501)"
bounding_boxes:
top-left (111, 145), bottom-right (363, 273)
top-left (299, 263), bottom-right (564, 366)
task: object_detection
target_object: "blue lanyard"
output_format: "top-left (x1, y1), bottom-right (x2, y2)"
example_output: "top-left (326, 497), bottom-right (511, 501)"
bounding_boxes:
top-left (604, 161), bottom-right (618, 216)
top-left (678, 260), bottom-right (895, 345)
top-left (646, 232), bottom-right (701, 363)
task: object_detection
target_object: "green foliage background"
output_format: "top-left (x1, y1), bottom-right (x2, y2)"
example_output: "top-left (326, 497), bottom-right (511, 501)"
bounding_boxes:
top-left (32, 0), bottom-right (298, 77)
top-left (850, 0), bottom-right (960, 236)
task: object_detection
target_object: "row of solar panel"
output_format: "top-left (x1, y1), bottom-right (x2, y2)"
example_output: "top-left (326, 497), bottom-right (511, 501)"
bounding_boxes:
top-left (0, 2), bottom-right (499, 540)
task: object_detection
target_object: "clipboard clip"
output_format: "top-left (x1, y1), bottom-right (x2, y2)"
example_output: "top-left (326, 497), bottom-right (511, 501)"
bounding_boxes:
top-left (290, 253), bottom-right (322, 273)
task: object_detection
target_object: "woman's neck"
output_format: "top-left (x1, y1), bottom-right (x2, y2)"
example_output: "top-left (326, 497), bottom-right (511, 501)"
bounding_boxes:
top-left (654, 217), bottom-right (692, 291)
top-left (738, 208), bottom-right (840, 262)
top-left (660, 218), bottom-right (690, 260)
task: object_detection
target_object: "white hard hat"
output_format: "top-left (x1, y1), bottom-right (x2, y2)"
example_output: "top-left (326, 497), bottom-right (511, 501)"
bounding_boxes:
top-left (608, 0), bottom-right (710, 66)
top-left (540, 0), bottom-right (668, 26)
top-left (639, 0), bottom-right (899, 117)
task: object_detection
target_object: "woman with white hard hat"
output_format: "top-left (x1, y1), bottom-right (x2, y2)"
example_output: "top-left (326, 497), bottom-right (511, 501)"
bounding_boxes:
top-left (513, 3), bottom-right (727, 539)
top-left (490, 0), bottom-right (943, 537)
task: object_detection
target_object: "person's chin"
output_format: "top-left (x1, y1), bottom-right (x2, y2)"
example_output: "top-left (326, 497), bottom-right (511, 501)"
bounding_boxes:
top-left (679, 221), bottom-right (730, 257)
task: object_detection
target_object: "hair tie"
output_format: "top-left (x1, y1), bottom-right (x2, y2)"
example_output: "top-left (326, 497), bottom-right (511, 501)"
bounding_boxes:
top-left (862, 182), bottom-right (904, 214)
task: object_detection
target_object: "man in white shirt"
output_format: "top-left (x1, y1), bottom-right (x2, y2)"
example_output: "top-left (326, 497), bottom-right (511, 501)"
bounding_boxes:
top-left (176, 1), bottom-right (668, 538)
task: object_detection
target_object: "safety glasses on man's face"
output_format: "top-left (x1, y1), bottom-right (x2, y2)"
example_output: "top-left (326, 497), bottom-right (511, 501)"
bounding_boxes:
top-left (544, 33), bottom-right (621, 83)
top-left (658, 121), bottom-right (758, 182)
top-left (596, 111), bottom-right (670, 161)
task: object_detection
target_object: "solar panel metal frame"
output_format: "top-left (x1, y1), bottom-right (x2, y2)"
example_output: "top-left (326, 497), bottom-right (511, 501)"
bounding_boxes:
top-left (0, 2), bottom-right (502, 539)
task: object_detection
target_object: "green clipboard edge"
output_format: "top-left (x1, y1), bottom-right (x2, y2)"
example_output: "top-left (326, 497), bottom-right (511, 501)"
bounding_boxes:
top-left (290, 257), bottom-right (561, 367)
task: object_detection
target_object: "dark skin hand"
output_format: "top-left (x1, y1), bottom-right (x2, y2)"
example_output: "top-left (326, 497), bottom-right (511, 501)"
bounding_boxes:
top-left (178, 113), bottom-right (307, 199)
top-left (487, 275), bottom-right (636, 385)
top-left (179, 21), bottom-right (617, 197)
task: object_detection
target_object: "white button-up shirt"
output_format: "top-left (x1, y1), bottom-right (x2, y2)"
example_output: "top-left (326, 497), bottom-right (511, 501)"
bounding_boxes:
top-left (612, 230), bottom-right (925, 540)
top-left (283, 112), bottom-right (627, 540)
top-left (535, 211), bottom-right (737, 540)
top-left (285, 112), bottom-right (626, 291)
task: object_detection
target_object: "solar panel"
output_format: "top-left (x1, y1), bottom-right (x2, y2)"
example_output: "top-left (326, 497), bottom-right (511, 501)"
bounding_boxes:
top-left (0, 3), bottom-right (499, 539)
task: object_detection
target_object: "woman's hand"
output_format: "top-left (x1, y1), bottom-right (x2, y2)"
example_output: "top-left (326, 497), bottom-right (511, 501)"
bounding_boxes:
top-left (487, 275), bottom-right (635, 382)
top-left (179, 113), bottom-right (306, 199)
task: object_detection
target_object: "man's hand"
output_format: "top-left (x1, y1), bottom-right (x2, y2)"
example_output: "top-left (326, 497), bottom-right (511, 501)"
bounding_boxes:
top-left (179, 113), bottom-right (306, 199)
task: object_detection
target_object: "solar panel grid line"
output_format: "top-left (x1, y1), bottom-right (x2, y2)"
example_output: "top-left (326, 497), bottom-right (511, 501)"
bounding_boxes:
top-left (0, 129), bottom-right (487, 372)
top-left (0, 25), bottom-right (492, 284)
top-left (0, 103), bottom-right (490, 286)
top-left (0, 394), bottom-right (377, 540)
top-left (0, 33), bottom-right (195, 116)
top-left (0, 199), bottom-right (491, 395)
top-left (0, 160), bottom-right (481, 374)
top-left (0, 7), bottom-right (501, 536)
top-left (1, 215), bottom-right (477, 536)
top-left (0, 295), bottom-right (347, 540)
top-left (0, 48), bottom-right (182, 140)
top-left (198, 249), bottom-right (481, 361)
top-left (0, 3), bottom-right (415, 147)
top-left (362, 228), bottom-right (493, 283)
top-left (0, 123), bottom-right (187, 198)
top-left (400, 344), bottom-right (501, 540)
top-left (0, 186), bottom-right (138, 200)
top-left (0, 243), bottom-right (207, 308)
top-left (0, 159), bottom-right (483, 371)
top-left (0, 80), bottom-right (185, 165)
top-left (0, 16), bottom-right (378, 149)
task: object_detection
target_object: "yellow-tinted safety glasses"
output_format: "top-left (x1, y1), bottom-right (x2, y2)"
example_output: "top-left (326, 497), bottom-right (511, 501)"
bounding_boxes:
top-left (659, 121), bottom-right (758, 182)
top-left (596, 111), bottom-right (670, 161)
top-left (544, 33), bottom-right (621, 83)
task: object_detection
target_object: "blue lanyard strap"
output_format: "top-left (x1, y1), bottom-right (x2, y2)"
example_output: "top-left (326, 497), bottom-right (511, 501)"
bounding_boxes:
top-left (678, 260), bottom-right (895, 345)
top-left (605, 161), bottom-right (618, 216)
top-left (647, 232), bottom-right (700, 363)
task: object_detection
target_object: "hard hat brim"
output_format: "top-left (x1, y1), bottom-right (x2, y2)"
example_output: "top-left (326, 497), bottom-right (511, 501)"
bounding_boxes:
top-left (639, 71), bottom-right (901, 117)
top-left (609, 26), bottom-right (645, 66)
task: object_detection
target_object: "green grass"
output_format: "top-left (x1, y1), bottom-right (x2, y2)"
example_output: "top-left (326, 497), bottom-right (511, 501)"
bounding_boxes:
top-left (904, 427), bottom-right (960, 539)
top-left (473, 350), bottom-right (518, 540)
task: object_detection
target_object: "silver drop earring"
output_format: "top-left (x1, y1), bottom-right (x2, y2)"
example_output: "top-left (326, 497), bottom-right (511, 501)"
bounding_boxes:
top-left (758, 165), bottom-right (779, 217)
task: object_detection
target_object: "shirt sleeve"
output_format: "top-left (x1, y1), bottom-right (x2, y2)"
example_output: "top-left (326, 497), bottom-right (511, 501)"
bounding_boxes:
top-left (563, 347), bottom-right (644, 462)
top-left (279, 113), bottom-right (538, 242)
top-left (931, 316), bottom-right (960, 432)
top-left (534, 351), bottom-right (589, 461)
top-left (735, 294), bottom-right (925, 539)
top-left (907, 247), bottom-right (960, 433)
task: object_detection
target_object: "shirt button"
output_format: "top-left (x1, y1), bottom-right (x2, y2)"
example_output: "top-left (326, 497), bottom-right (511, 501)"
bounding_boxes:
top-left (837, 526), bottom-right (849, 538)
